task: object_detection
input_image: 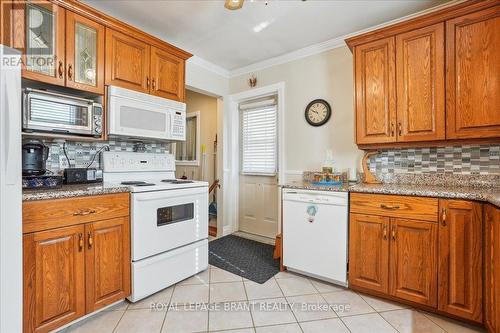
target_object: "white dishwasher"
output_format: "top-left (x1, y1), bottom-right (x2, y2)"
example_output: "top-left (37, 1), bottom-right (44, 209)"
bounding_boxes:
top-left (282, 188), bottom-right (348, 286)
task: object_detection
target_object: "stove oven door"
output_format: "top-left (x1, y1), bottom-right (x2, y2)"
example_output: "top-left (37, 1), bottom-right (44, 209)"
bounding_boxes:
top-left (131, 186), bottom-right (208, 261)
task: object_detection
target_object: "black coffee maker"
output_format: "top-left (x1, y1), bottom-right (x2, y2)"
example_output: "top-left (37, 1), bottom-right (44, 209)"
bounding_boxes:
top-left (22, 139), bottom-right (49, 176)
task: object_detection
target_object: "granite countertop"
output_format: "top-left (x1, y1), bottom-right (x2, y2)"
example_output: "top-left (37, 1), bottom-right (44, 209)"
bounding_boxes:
top-left (349, 183), bottom-right (500, 208)
top-left (281, 182), bottom-right (500, 208)
top-left (23, 183), bottom-right (130, 201)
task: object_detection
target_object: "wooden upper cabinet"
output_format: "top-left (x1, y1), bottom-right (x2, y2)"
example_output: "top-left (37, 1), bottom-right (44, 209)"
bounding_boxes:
top-left (12, 0), bottom-right (66, 86)
top-left (105, 28), bottom-right (150, 94)
top-left (396, 23), bottom-right (445, 142)
top-left (438, 200), bottom-right (483, 322)
top-left (349, 213), bottom-right (390, 293)
top-left (355, 37), bottom-right (396, 144)
top-left (446, 6), bottom-right (500, 139)
top-left (23, 225), bottom-right (85, 333)
top-left (85, 216), bottom-right (130, 312)
top-left (65, 11), bottom-right (105, 94)
top-left (389, 218), bottom-right (438, 307)
top-left (151, 46), bottom-right (185, 102)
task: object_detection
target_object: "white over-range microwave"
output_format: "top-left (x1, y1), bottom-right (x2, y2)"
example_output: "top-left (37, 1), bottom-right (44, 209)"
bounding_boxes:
top-left (107, 85), bottom-right (186, 141)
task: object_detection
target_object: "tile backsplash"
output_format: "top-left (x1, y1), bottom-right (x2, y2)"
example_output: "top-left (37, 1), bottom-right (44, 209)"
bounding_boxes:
top-left (41, 139), bottom-right (170, 173)
top-left (368, 144), bottom-right (500, 177)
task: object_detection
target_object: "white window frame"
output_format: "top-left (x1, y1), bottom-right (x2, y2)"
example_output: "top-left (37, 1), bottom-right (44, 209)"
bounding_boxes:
top-left (239, 98), bottom-right (278, 176)
top-left (174, 111), bottom-right (201, 166)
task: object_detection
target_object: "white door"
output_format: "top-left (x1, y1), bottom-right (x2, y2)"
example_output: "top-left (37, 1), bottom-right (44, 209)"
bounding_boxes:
top-left (238, 96), bottom-right (278, 238)
top-left (239, 174), bottom-right (278, 237)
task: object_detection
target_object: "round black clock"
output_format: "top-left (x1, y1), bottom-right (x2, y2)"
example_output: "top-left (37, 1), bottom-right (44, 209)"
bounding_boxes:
top-left (305, 99), bottom-right (331, 126)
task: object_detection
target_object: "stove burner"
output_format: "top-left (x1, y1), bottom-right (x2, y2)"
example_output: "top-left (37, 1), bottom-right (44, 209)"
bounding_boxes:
top-left (161, 179), bottom-right (194, 184)
top-left (121, 181), bottom-right (155, 186)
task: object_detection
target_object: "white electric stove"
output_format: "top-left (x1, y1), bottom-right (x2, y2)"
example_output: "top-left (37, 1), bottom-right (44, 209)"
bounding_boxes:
top-left (103, 152), bottom-right (209, 302)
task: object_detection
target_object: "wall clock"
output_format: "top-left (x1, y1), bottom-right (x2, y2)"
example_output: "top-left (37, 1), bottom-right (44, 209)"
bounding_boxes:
top-left (305, 99), bottom-right (331, 126)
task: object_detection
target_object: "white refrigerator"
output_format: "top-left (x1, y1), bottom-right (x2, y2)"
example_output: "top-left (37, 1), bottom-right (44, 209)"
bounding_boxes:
top-left (0, 44), bottom-right (22, 332)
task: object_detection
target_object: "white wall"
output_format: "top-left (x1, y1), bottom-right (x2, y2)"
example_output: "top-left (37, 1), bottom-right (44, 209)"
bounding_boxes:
top-left (229, 46), bottom-right (363, 180)
top-left (186, 57), bottom-right (230, 97)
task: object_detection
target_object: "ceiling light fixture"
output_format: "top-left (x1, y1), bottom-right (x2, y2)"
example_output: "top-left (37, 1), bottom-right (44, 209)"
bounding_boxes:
top-left (224, 0), bottom-right (244, 10)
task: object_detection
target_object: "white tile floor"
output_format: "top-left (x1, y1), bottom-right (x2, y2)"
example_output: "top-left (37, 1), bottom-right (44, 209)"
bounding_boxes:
top-left (61, 266), bottom-right (486, 333)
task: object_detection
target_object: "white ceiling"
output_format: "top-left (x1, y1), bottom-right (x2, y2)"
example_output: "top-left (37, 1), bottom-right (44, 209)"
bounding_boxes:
top-left (84, 0), bottom-right (446, 72)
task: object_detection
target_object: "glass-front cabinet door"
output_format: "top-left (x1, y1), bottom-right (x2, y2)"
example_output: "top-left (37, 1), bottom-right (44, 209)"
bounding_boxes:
top-left (13, 0), bottom-right (66, 85)
top-left (65, 11), bottom-right (104, 94)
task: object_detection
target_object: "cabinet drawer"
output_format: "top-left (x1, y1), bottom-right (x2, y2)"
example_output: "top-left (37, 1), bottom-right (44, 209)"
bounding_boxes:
top-left (23, 193), bottom-right (130, 233)
top-left (350, 193), bottom-right (438, 222)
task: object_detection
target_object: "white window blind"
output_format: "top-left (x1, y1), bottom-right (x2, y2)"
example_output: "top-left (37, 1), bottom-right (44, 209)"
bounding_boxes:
top-left (240, 97), bottom-right (277, 175)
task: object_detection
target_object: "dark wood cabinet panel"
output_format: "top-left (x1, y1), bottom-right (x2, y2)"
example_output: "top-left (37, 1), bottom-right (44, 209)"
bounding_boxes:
top-left (105, 28), bottom-right (150, 94)
top-left (446, 6), bottom-right (500, 139)
top-left (23, 225), bottom-right (85, 333)
top-left (85, 216), bottom-right (130, 312)
top-left (485, 204), bottom-right (500, 332)
top-left (150, 46), bottom-right (185, 102)
top-left (389, 218), bottom-right (438, 307)
top-left (396, 23), bottom-right (445, 142)
top-left (438, 200), bottom-right (483, 323)
top-left (349, 213), bottom-right (390, 293)
top-left (355, 37), bottom-right (396, 144)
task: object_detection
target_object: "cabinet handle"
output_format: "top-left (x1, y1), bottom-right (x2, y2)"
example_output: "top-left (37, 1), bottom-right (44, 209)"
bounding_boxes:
top-left (58, 61), bottom-right (64, 78)
top-left (392, 226), bottom-right (396, 241)
top-left (78, 233), bottom-right (83, 252)
top-left (67, 64), bottom-right (73, 80)
top-left (398, 122), bottom-right (402, 136)
top-left (383, 225), bottom-right (388, 240)
top-left (88, 232), bottom-right (93, 249)
top-left (380, 204), bottom-right (400, 210)
top-left (152, 78), bottom-right (156, 90)
top-left (441, 208), bottom-right (447, 226)
top-left (73, 209), bottom-right (96, 216)
top-left (146, 76), bottom-right (150, 88)
top-left (390, 123), bottom-right (395, 137)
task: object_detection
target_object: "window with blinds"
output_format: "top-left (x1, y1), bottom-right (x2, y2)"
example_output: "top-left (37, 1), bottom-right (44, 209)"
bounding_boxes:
top-left (240, 96), bottom-right (277, 175)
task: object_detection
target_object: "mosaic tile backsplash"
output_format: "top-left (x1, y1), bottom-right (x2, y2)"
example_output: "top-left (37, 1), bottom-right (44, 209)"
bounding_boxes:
top-left (368, 145), bottom-right (500, 177)
top-left (41, 140), bottom-right (170, 173)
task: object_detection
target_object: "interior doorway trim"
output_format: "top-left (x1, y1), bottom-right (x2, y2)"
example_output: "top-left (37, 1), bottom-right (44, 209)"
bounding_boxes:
top-left (224, 82), bottom-right (285, 235)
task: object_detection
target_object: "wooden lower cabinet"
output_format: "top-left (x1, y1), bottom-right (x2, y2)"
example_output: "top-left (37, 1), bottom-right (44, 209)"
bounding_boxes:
top-left (438, 200), bottom-right (483, 323)
top-left (349, 194), bottom-right (488, 326)
top-left (485, 204), bottom-right (500, 333)
top-left (85, 217), bottom-right (130, 312)
top-left (390, 218), bottom-right (438, 307)
top-left (349, 213), bottom-right (438, 307)
top-left (23, 194), bottom-right (130, 333)
top-left (23, 225), bottom-right (86, 333)
top-left (349, 214), bottom-right (389, 293)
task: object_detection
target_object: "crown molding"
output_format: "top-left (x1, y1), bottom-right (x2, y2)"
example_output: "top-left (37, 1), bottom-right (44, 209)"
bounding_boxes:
top-left (189, 0), bottom-right (463, 80)
top-left (229, 35), bottom-right (346, 78)
top-left (187, 55), bottom-right (231, 79)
